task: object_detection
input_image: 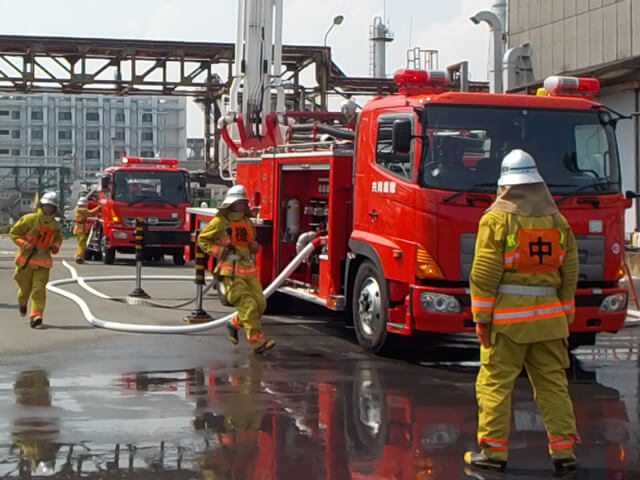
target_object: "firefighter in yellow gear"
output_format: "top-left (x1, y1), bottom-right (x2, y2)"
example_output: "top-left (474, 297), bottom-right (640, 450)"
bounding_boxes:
top-left (198, 185), bottom-right (275, 353)
top-left (9, 192), bottom-right (63, 329)
top-left (73, 196), bottom-right (100, 264)
top-left (464, 150), bottom-right (580, 477)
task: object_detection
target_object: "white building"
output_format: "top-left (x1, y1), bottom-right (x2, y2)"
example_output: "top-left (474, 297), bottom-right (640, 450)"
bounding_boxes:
top-left (0, 94), bottom-right (187, 183)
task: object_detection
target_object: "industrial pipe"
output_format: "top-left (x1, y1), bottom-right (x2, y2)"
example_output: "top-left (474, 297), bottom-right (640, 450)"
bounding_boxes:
top-left (290, 123), bottom-right (355, 141)
top-left (47, 237), bottom-right (326, 334)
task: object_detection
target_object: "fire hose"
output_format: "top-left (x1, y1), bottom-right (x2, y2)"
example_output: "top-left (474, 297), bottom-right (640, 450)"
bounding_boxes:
top-left (46, 237), bottom-right (325, 334)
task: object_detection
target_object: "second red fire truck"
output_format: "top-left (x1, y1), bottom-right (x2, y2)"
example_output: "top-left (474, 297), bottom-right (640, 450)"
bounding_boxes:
top-left (189, 69), bottom-right (631, 352)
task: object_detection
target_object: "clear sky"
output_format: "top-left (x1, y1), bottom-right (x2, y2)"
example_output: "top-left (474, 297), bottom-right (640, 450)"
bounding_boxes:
top-left (1, 0), bottom-right (494, 136)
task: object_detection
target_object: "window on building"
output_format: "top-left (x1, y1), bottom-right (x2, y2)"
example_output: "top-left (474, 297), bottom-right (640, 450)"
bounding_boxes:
top-left (58, 150), bottom-right (73, 158)
top-left (0, 129), bottom-right (9, 135)
top-left (58, 130), bottom-right (72, 140)
top-left (375, 113), bottom-right (414, 181)
top-left (114, 149), bottom-right (126, 159)
top-left (142, 113), bottom-right (153, 123)
top-left (0, 149), bottom-right (10, 155)
top-left (11, 130), bottom-right (20, 139)
top-left (11, 149), bottom-right (21, 156)
top-left (114, 129), bottom-right (125, 141)
top-left (58, 111), bottom-right (72, 121)
top-left (142, 131), bottom-right (153, 142)
top-left (85, 149), bottom-right (101, 160)
top-left (86, 112), bottom-right (100, 122)
top-left (115, 112), bottom-right (125, 123)
top-left (11, 110), bottom-right (20, 120)
top-left (0, 110), bottom-right (9, 116)
top-left (30, 149), bottom-right (45, 157)
top-left (86, 130), bottom-right (100, 141)
top-left (31, 110), bottom-right (43, 121)
top-left (140, 150), bottom-right (155, 158)
top-left (32, 129), bottom-right (43, 140)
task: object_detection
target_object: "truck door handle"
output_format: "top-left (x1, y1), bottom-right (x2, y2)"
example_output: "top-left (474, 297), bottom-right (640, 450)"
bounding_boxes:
top-left (368, 211), bottom-right (379, 217)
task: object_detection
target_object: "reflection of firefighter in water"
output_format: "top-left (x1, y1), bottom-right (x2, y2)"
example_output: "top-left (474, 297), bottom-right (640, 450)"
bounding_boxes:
top-left (196, 361), bottom-right (268, 480)
top-left (11, 370), bottom-right (60, 477)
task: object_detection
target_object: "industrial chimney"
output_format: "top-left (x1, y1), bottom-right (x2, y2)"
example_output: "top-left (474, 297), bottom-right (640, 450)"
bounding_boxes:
top-left (369, 17), bottom-right (394, 78)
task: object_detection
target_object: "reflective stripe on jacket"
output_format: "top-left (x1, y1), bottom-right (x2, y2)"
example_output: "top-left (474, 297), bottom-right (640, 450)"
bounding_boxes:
top-left (197, 213), bottom-right (257, 277)
top-left (469, 210), bottom-right (578, 344)
top-left (9, 210), bottom-right (62, 269)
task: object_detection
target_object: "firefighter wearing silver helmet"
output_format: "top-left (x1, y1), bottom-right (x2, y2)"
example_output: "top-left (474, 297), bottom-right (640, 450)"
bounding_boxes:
top-left (9, 192), bottom-right (63, 328)
top-left (73, 197), bottom-right (100, 264)
top-left (198, 186), bottom-right (275, 354)
top-left (464, 150), bottom-right (580, 476)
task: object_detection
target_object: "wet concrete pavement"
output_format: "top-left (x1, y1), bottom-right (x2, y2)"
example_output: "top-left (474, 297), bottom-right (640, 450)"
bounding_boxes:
top-left (0, 238), bottom-right (639, 479)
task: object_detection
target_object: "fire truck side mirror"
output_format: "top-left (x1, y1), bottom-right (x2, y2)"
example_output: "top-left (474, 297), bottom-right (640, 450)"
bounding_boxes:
top-left (392, 119), bottom-right (413, 155)
top-left (626, 190), bottom-right (639, 200)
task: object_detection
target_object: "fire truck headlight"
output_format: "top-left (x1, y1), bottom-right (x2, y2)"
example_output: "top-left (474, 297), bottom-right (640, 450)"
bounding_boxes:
top-left (420, 293), bottom-right (461, 313)
top-left (600, 293), bottom-right (627, 313)
top-left (113, 231), bottom-right (128, 240)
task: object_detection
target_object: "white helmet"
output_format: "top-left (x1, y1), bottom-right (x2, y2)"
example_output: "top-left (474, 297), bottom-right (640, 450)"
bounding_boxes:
top-left (220, 185), bottom-right (249, 208)
top-left (77, 197), bottom-right (88, 207)
top-left (40, 191), bottom-right (59, 208)
top-left (498, 150), bottom-right (544, 186)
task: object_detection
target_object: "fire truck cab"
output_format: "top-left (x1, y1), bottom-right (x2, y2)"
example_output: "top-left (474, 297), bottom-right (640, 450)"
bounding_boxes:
top-left (86, 157), bottom-right (191, 265)
top-left (192, 69), bottom-right (631, 353)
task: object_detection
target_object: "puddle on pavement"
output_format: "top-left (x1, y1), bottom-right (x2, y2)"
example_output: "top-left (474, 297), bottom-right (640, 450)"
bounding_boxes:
top-left (0, 336), bottom-right (639, 479)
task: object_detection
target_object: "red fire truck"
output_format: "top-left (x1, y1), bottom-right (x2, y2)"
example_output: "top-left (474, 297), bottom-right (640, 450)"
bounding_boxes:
top-left (189, 69), bottom-right (631, 352)
top-left (86, 157), bottom-right (191, 265)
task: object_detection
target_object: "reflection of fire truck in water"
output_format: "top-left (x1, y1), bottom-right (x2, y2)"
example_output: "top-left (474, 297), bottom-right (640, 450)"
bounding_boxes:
top-left (132, 361), bottom-right (628, 479)
top-left (85, 157), bottom-right (191, 265)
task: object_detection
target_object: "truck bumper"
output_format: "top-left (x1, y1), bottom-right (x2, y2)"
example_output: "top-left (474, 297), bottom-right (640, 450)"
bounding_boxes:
top-left (389, 285), bottom-right (628, 335)
top-left (109, 229), bottom-right (190, 249)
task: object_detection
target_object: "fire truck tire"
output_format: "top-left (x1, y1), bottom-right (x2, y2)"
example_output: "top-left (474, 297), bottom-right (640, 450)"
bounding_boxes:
top-left (101, 237), bottom-right (116, 265)
top-left (217, 281), bottom-right (231, 306)
top-left (173, 252), bottom-right (186, 266)
top-left (568, 332), bottom-right (596, 350)
top-left (352, 261), bottom-right (389, 353)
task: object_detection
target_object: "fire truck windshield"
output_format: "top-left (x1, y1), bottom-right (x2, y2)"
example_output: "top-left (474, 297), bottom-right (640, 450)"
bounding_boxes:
top-left (113, 170), bottom-right (189, 205)
top-left (420, 105), bottom-right (621, 196)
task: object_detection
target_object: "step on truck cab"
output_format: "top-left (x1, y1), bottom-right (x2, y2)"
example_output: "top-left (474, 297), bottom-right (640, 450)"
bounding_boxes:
top-left (190, 70), bottom-right (631, 353)
top-left (86, 157), bottom-right (191, 265)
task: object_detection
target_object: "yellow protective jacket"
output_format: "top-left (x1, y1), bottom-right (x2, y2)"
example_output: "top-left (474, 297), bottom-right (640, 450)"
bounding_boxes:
top-left (73, 206), bottom-right (100, 234)
top-left (469, 210), bottom-right (578, 344)
top-left (9, 210), bottom-right (62, 269)
top-left (197, 211), bottom-right (258, 277)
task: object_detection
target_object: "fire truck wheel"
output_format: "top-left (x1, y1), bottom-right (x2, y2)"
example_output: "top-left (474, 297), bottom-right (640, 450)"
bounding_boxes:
top-left (101, 237), bottom-right (116, 265)
top-left (352, 261), bottom-right (389, 353)
top-left (217, 281), bottom-right (231, 306)
top-left (173, 252), bottom-right (186, 266)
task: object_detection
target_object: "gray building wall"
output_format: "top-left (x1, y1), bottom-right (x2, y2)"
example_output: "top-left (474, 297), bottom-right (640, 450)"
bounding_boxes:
top-left (508, 0), bottom-right (637, 84)
top-left (0, 94), bottom-right (187, 185)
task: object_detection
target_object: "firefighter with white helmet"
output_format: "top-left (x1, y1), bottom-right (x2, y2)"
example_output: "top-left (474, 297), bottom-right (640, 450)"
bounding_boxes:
top-left (9, 192), bottom-right (63, 328)
top-left (464, 150), bottom-right (580, 476)
top-left (198, 185), bottom-right (275, 353)
top-left (73, 196), bottom-right (100, 264)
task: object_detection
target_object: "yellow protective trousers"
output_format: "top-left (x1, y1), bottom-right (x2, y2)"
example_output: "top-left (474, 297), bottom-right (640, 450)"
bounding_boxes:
top-left (13, 266), bottom-right (50, 318)
top-left (223, 275), bottom-right (267, 350)
top-left (476, 333), bottom-right (579, 461)
top-left (75, 232), bottom-right (88, 259)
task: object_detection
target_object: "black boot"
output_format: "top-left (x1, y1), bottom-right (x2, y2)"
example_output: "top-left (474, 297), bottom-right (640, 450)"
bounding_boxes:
top-left (30, 316), bottom-right (43, 329)
top-left (75, 257), bottom-right (85, 264)
top-left (227, 323), bottom-right (239, 346)
top-left (464, 451), bottom-right (507, 473)
top-left (552, 457), bottom-right (577, 477)
top-left (18, 305), bottom-right (27, 318)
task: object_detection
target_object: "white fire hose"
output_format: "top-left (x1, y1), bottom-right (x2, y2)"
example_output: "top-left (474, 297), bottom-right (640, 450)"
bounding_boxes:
top-left (47, 238), bottom-right (325, 334)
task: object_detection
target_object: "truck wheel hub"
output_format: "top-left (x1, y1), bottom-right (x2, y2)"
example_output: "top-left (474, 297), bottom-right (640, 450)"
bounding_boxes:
top-left (358, 278), bottom-right (382, 337)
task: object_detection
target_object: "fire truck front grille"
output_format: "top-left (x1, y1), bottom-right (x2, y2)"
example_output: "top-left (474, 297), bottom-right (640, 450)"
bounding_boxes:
top-left (459, 234), bottom-right (605, 282)
top-left (123, 217), bottom-right (181, 228)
